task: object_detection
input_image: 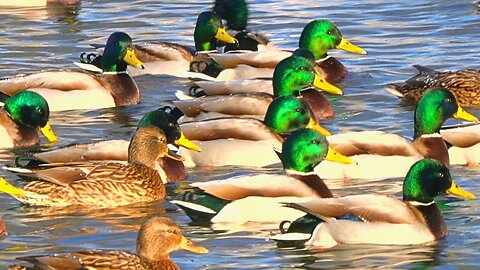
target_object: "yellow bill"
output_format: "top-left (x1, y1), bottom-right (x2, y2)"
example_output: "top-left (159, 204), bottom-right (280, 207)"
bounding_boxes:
top-left (123, 48), bottom-right (145, 69)
top-left (39, 121), bottom-right (58, 142)
top-left (448, 180), bottom-right (476, 199)
top-left (326, 147), bottom-right (356, 164)
top-left (312, 71), bottom-right (343, 95)
top-left (178, 236), bottom-right (209, 254)
top-left (176, 132), bottom-right (201, 152)
top-left (306, 118), bottom-right (331, 136)
top-left (336, 37), bottom-right (367, 55)
top-left (453, 106), bottom-right (479, 123)
top-left (0, 178), bottom-right (25, 197)
top-left (215, 27), bottom-right (237, 44)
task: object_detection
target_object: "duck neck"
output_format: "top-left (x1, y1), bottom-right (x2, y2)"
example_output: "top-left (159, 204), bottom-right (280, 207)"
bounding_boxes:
top-left (147, 257), bottom-right (179, 270)
top-left (407, 201), bottom-right (447, 240)
top-left (285, 170), bottom-right (333, 198)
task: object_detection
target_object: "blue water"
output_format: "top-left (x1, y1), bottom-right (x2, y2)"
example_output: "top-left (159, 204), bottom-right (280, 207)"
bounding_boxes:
top-left (0, 0), bottom-right (479, 268)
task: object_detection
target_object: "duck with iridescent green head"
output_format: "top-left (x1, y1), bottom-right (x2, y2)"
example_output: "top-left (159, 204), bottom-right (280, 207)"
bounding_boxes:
top-left (0, 32), bottom-right (144, 111)
top-left (171, 128), bottom-right (354, 224)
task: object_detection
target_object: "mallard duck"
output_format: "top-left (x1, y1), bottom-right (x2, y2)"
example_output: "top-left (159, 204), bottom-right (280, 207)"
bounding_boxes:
top-left (178, 95), bottom-right (331, 167)
top-left (9, 216), bottom-right (208, 270)
top-left (271, 159), bottom-right (476, 248)
top-left (387, 65), bottom-right (480, 106)
top-left (174, 51), bottom-right (342, 123)
top-left (440, 122), bottom-right (480, 166)
top-left (208, 19), bottom-right (367, 83)
top-left (316, 87), bottom-right (478, 180)
top-left (171, 128), bottom-right (354, 224)
top-left (0, 32), bottom-right (144, 112)
top-left (0, 125), bottom-right (179, 207)
top-left (7, 108), bottom-right (200, 183)
top-left (0, 91), bottom-right (57, 148)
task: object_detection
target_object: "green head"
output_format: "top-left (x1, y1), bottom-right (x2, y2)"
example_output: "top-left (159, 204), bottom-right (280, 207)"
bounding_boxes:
top-left (264, 96), bottom-right (311, 134)
top-left (414, 88), bottom-right (478, 138)
top-left (4, 91), bottom-right (58, 142)
top-left (138, 108), bottom-right (201, 152)
top-left (403, 159), bottom-right (475, 203)
top-left (101, 32), bottom-right (144, 72)
top-left (194, 11), bottom-right (237, 52)
top-left (299, 20), bottom-right (366, 60)
top-left (213, 0), bottom-right (248, 31)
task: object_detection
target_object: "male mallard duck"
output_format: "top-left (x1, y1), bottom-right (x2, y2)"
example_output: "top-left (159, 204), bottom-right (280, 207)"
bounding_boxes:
top-left (271, 159), bottom-right (476, 248)
top-left (8, 108), bottom-right (200, 183)
top-left (0, 125), bottom-right (178, 207)
top-left (316, 87), bottom-right (478, 179)
top-left (0, 91), bottom-right (57, 148)
top-left (178, 95), bottom-right (331, 167)
top-left (387, 65), bottom-right (480, 106)
top-left (171, 128), bottom-right (354, 224)
top-left (439, 122), bottom-right (480, 166)
top-left (174, 51), bottom-right (342, 123)
top-left (9, 216), bottom-right (208, 270)
top-left (0, 32), bottom-right (144, 111)
top-left (209, 19), bottom-right (367, 83)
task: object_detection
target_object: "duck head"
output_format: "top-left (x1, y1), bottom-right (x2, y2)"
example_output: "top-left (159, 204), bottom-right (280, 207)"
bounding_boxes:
top-left (299, 20), bottom-right (366, 60)
top-left (101, 31), bottom-right (144, 73)
top-left (194, 11), bottom-right (237, 52)
top-left (4, 91), bottom-right (57, 143)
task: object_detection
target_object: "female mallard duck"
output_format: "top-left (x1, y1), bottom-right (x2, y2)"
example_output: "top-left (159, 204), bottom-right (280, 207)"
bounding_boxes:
top-left (0, 125), bottom-right (178, 207)
top-left (0, 32), bottom-right (144, 112)
top-left (8, 108), bottom-right (200, 183)
top-left (0, 91), bottom-right (57, 148)
top-left (172, 128), bottom-right (354, 224)
top-left (208, 19), bottom-right (367, 83)
top-left (178, 95), bottom-right (331, 167)
top-left (387, 65), bottom-right (480, 106)
top-left (9, 216), bottom-right (208, 270)
top-left (316, 87), bottom-right (478, 180)
top-left (271, 159), bottom-right (476, 248)
top-left (174, 51), bottom-right (342, 123)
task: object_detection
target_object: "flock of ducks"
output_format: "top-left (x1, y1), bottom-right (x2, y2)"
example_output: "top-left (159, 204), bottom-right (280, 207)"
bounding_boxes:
top-left (1, 0), bottom-right (480, 268)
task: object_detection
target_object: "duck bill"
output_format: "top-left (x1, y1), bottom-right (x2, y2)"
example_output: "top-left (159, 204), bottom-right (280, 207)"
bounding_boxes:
top-left (175, 133), bottom-right (201, 152)
top-left (178, 236), bottom-right (209, 254)
top-left (453, 106), bottom-right (479, 123)
top-left (447, 180), bottom-right (476, 199)
top-left (39, 121), bottom-right (58, 142)
top-left (165, 150), bottom-right (185, 162)
top-left (312, 71), bottom-right (343, 95)
top-left (306, 118), bottom-right (331, 136)
top-left (336, 37), bottom-right (367, 55)
top-left (325, 147), bottom-right (356, 164)
top-left (215, 27), bottom-right (237, 44)
top-left (123, 48), bottom-right (145, 69)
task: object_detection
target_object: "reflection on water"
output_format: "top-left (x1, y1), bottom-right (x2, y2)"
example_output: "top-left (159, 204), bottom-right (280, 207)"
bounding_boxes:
top-left (0, 0), bottom-right (480, 269)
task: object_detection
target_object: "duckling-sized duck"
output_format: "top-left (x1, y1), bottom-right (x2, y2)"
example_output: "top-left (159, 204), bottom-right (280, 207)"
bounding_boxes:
top-left (0, 125), bottom-right (178, 207)
top-left (271, 159), bottom-right (476, 248)
top-left (178, 95), bottom-right (331, 167)
top-left (317, 87), bottom-right (478, 180)
top-left (7, 107), bottom-right (200, 183)
top-left (0, 32), bottom-right (144, 112)
top-left (171, 128), bottom-right (354, 224)
top-left (9, 216), bottom-right (208, 270)
top-left (0, 91), bottom-right (57, 148)
top-left (387, 65), bottom-right (480, 106)
top-left (209, 19), bottom-right (367, 83)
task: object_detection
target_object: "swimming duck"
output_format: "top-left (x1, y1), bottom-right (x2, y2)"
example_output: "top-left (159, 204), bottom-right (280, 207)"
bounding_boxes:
top-left (171, 128), bottom-right (354, 224)
top-left (0, 125), bottom-right (177, 207)
top-left (0, 32), bottom-right (144, 112)
top-left (316, 87), bottom-right (478, 179)
top-left (8, 108), bottom-right (200, 183)
top-left (178, 95), bottom-right (331, 167)
top-left (387, 65), bottom-right (480, 106)
top-left (209, 19), bottom-right (367, 83)
top-left (0, 91), bottom-right (57, 148)
top-left (9, 216), bottom-right (208, 270)
top-left (271, 159), bottom-right (476, 248)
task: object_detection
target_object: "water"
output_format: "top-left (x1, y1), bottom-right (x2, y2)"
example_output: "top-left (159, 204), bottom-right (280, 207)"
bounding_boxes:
top-left (0, 0), bottom-right (479, 268)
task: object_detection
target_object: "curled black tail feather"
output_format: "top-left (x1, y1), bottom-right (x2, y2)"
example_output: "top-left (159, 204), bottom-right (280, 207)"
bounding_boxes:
top-left (80, 52), bottom-right (102, 69)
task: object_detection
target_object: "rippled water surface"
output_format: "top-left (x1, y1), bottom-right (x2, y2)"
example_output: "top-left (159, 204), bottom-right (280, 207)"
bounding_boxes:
top-left (0, 0), bottom-right (480, 269)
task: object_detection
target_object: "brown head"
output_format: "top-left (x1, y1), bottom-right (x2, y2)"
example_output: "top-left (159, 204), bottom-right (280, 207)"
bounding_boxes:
top-left (128, 125), bottom-right (169, 168)
top-left (136, 216), bottom-right (208, 263)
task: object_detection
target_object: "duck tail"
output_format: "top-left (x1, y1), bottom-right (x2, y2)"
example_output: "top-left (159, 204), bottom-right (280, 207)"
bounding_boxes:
top-left (281, 202), bottom-right (331, 222)
top-left (80, 52), bottom-right (103, 68)
top-left (270, 213), bottom-right (323, 248)
top-left (0, 178), bottom-right (25, 197)
top-left (171, 200), bottom-right (217, 223)
top-left (386, 65), bottom-right (439, 98)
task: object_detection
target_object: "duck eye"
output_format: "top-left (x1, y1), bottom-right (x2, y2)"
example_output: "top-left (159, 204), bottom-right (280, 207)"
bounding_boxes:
top-left (446, 98), bottom-right (452, 103)
top-left (437, 172), bottom-right (444, 178)
top-left (327, 30), bottom-right (333, 35)
top-left (167, 229), bottom-right (174, 234)
top-left (311, 139), bottom-right (318, 144)
top-left (169, 123), bottom-right (175, 128)
top-left (37, 108), bottom-right (43, 114)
